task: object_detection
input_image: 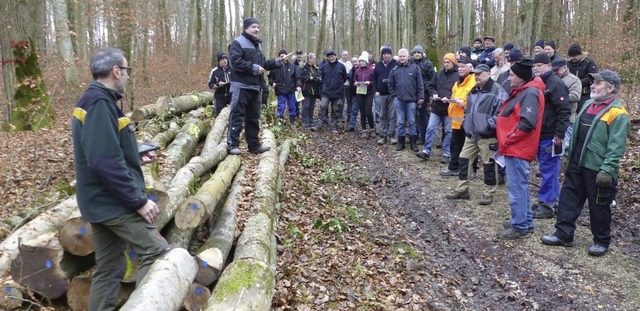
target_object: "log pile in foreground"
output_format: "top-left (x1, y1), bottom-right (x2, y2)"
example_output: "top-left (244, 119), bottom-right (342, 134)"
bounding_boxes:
top-left (1, 92), bottom-right (295, 310)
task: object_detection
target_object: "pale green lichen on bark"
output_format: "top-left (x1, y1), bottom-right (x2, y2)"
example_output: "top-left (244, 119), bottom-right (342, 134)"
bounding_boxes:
top-left (214, 260), bottom-right (259, 300)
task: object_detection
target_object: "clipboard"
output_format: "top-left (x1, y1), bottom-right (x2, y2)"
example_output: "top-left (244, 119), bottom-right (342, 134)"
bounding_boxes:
top-left (356, 82), bottom-right (368, 95)
top-left (295, 90), bottom-right (305, 102)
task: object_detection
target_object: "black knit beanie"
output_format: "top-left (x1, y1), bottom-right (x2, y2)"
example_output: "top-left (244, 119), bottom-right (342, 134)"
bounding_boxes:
top-left (243, 17), bottom-right (259, 30)
top-left (510, 59), bottom-right (534, 81)
top-left (567, 43), bottom-right (582, 56)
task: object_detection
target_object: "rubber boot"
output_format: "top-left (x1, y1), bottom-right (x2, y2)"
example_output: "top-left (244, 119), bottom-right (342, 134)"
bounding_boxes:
top-left (409, 136), bottom-right (419, 152)
top-left (396, 136), bottom-right (406, 151)
top-left (289, 116), bottom-right (297, 129)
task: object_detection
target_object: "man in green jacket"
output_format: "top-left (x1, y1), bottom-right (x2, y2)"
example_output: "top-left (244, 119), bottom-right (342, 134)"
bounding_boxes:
top-left (72, 48), bottom-right (170, 310)
top-left (541, 70), bottom-right (628, 257)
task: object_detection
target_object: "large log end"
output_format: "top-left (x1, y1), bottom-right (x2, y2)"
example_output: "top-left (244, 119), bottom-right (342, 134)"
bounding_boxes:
top-left (182, 282), bottom-right (211, 311)
top-left (59, 217), bottom-right (94, 256)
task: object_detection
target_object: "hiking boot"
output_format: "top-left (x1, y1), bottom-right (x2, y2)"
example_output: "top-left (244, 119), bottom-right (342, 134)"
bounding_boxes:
top-left (440, 156), bottom-right (450, 164)
top-left (503, 221), bottom-right (535, 234)
top-left (361, 130), bottom-right (369, 138)
top-left (390, 136), bottom-right (398, 144)
top-left (249, 145), bottom-right (271, 154)
top-left (498, 175), bottom-right (506, 185)
top-left (377, 136), bottom-right (388, 145)
top-left (533, 203), bottom-right (555, 219)
top-left (416, 151), bottom-right (430, 160)
top-left (479, 194), bottom-right (493, 205)
top-left (440, 168), bottom-right (459, 176)
top-left (229, 148), bottom-right (241, 155)
top-left (445, 190), bottom-right (470, 200)
top-left (587, 244), bottom-right (608, 257)
top-left (496, 227), bottom-right (531, 240)
top-left (540, 234), bottom-right (573, 247)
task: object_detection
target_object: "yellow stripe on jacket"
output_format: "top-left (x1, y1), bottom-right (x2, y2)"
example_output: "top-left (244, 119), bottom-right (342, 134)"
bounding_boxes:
top-left (73, 107), bottom-right (131, 131)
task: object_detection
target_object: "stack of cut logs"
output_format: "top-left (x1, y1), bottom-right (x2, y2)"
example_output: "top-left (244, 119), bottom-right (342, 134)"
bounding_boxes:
top-left (0, 92), bottom-right (293, 311)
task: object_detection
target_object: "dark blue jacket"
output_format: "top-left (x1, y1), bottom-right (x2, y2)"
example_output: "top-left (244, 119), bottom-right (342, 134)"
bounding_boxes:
top-left (540, 71), bottom-right (571, 139)
top-left (320, 60), bottom-right (347, 99)
top-left (388, 62), bottom-right (424, 102)
top-left (372, 59), bottom-right (398, 95)
top-left (477, 46), bottom-right (497, 68)
top-left (228, 32), bottom-right (280, 90)
top-left (207, 65), bottom-right (231, 98)
top-left (72, 81), bottom-right (148, 222)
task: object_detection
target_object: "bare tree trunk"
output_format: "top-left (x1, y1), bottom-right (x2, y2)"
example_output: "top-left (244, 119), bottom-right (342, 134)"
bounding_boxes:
top-left (51, 0), bottom-right (78, 85)
top-left (318, 0), bottom-right (328, 52)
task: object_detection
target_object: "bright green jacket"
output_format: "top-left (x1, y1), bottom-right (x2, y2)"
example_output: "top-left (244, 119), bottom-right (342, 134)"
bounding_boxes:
top-left (569, 96), bottom-right (628, 179)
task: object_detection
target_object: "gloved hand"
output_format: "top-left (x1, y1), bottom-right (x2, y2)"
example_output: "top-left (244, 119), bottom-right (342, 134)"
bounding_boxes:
top-left (596, 170), bottom-right (613, 188)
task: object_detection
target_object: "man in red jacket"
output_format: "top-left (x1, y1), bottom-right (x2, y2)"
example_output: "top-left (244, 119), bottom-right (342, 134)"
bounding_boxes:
top-left (495, 59), bottom-right (545, 240)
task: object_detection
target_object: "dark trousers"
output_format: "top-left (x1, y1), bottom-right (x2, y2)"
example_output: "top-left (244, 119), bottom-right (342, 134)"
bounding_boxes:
top-left (227, 88), bottom-right (262, 151)
top-left (554, 162), bottom-right (614, 247)
top-left (416, 103), bottom-right (429, 140)
top-left (448, 128), bottom-right (466, 171)
top-left (356, 93), bottom-right (375, 130)
top-left (214, 94), bottom-right (231, 116)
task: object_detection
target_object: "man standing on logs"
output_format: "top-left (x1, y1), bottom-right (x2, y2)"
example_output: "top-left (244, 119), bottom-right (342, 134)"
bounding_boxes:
top-left (227, 17), bottom-right (284, 154)
top-left (72, 47), bottom-right (170, 310)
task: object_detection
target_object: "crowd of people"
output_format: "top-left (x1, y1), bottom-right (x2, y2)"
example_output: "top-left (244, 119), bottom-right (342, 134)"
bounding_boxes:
top-left (208, 18), bottom-right (629, 256)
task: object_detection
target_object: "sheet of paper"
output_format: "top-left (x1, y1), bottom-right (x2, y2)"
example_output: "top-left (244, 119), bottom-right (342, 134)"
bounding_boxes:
top-left (295, 90), bottom-right (305, 102)
top-left (356, 83), bottom-right (368, 95)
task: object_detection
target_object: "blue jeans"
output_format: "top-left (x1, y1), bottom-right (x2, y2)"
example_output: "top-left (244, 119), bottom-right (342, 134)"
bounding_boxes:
top-left (277, 93), bottom-right (298, 117)
top-left (422, 113), bottom-right (451, 156)
top-left (348, 97), bottom-right (360, 129)
top-left (505, 156), bottom-right (534, 231)
top-left (563, 124), bottom-right (573, 153)
top-left (537, 138), bottom-right (561, 206)
top-left (394, 99), bottom-right (416, 137)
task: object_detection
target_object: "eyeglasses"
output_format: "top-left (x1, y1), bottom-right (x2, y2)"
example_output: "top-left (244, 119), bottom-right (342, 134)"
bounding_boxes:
top-left (117, 65), bottom-right (132, 75)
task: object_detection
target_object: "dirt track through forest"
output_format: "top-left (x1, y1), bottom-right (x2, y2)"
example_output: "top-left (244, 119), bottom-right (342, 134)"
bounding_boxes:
top-left (274, 127), bottom-right (640, 310)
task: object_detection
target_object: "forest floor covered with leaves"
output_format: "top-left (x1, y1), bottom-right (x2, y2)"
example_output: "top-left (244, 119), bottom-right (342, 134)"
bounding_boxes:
top-left (1, 57), bottom-right (640, 309)
top-left (270, 124), bottom-right (640, 310)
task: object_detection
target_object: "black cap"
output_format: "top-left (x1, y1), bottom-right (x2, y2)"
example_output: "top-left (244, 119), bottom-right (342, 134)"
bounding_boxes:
top-left (533, 39), bottom-right (545, 48)
top-left (296, 49), bottom-right (303, 55)
top-left (325, 49), bottom-right (336, 56)
top-left (458, 56), bottom-right (473, 64)
top-left (589, 70), bottom-right (621, 90)
top-left (484, 36), bottom-right (495, 42)
top-left (473, 37), bottom-right (483, 44)
top-left (472, 64), bottom-right (491, 73)
top-left (507, 48), bottom-right (524, 62)
top-left (567, 43), bottom-right (582, 56)
top-left (243, 17), bottom-right (259, 30)
top-left (544, 40), bottom-right (556, 50)
top-left (551, 58), bottom-right (567, 71)
top-left (458, 46), bottom-right (472, 57)
top-left (510, 59), bottom-right (534, 81)
top-left (216, 51), bottom-right (227, 62)
top-left (533, 53), bottom-right (551, 64)
top-left (503, 42), bottom-right (514, 51)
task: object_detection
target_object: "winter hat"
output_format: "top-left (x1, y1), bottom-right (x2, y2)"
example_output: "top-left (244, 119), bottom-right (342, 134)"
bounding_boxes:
top-left (458, 46), bottom-right (472, 57)
top-left (358, 51), bottom-right (370, 62)
top-left (325, 48), bottom-right (337, 56)
top-left (567, 43), bottom-right (582, 56)
top-left (507, 48), bottom-right (524, 62)
top-left (296, 49), bottom-right (303, 55)
top-left (544, 40), bottom-right (556, 50)
top-left (551, 58), bottom-right (567, 71)
top-left (473, 37), bottom-right (483, 44)
top-left (503, 42), bottom-right (514, 51)
top-left (510, 59), bottom-right (534, 81)
top-left (533, 53), bottom-right (551, 64)
top-left (380, 45), bottom-right (393, 55)
top-left (484, 36), bottom-right (495, 42)
top-left (533, 39), bottom-right (545, 48)
top-left (278, 49), bottom-right (288, 56)
top-left (457, 56), bottom-right (473, 65)
top-left (216, 51), bottom-right (227, 62)
top-left (411, 44), bottom-right (425, 55)
top-left (443, 53), bottom-right (456, 64)
top-left (243, 17), bottom-right (259, 30)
